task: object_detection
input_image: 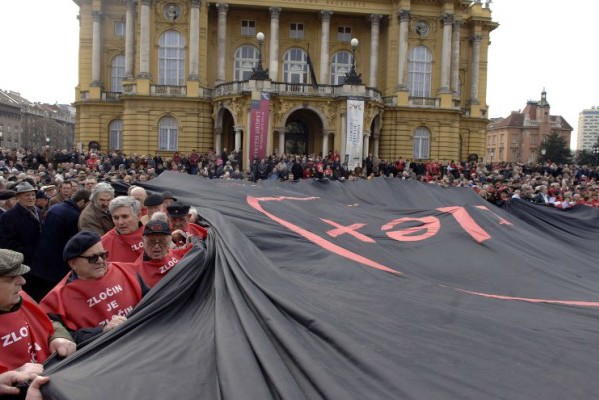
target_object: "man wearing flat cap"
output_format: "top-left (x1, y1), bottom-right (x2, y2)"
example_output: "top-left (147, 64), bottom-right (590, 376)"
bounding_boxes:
top-left (40, 231), bottom-right (142, 344)
top-left (0, 182), bottom-right (45, 299)
top-left (161, 191), bottom-right (177, 209)
top-left (140, 193), bottom-right (164, 225)
top-left (126, 220), bottom-right (192, 294)
top-left (166, 202), bottom-right (208, 240)
top-left (0, 249), bottom-right (76, 373)
top-left (0, 190), bottom-right (16, 218)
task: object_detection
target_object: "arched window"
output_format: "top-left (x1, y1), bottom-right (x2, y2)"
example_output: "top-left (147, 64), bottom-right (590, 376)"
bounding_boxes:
top-left (159, 117), bottom-right (178, 150)
top-left (234, 45), bottom-right (259, 81)
top-left (111, 55), bottom-right (125, 92)
top-left (109, 120), bottom-right (123, 150)
top-left (283, 48), bottom-right (308, 84)
top-left (330, 51), bottom-right (352, 85)
top-left (408, 46), bottom-right (432, 97)
top-left (158, 30), bottom-right (185, 85)
top-left (413, 127), bottom-right (431, 159)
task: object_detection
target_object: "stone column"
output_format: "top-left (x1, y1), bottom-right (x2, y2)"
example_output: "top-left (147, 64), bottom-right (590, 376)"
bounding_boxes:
top-left (470, 34), bottom-right (482, 104)
top-left (397, 10), bottom-right (410, 90)
top-left (91, 11), bottom-right (102, 86)
top-left (234, 126), bottom-right (242, 152)
top-left (278, 130), bottom-right (285, 155)
top-left (215, 127), bottom-right (223, 154)
top-left (139, 0), bottom-right (151, 78)
top-left (440, 13), bottom-right (453, 92)
top-left (319, 11), bottom-right (333, 84)
top-left (363, 133), bottom-right (370, 161)
top-left (373, 136), bottom-right (380, 158)
top-left (216, 3), bottom-right (229, 84)
top-left (322, 132), bottom-right (330, 157)
top-left (125, 0), bottom-right (136, 79)
top-left (269, 7), bottom-right (281, 81)
top-left (451, 20), bottom-right (461, 94)
top-left (189, 0), bottom-right (201, 81)
top-left (369, 14), bottom-right (381, 87)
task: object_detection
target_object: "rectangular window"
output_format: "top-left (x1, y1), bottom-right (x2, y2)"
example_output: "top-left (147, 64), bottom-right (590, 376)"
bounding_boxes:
top-left (241, 20), bottom-right (256, 36)
top-left (337, 26), bottom-right (352, 42)
top-left (531, 136), bottom-right (537, 144)
top-left (114, 21), bottom-right (125, 37)
top-left (289, 23), bottom-right (304, 39)
top-left (511, 136), bottom-right (517, 144)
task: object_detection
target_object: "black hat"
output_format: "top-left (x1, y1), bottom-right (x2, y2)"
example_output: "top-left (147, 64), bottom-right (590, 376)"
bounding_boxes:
top-left (166, 202), bottom-right (190, 217)
top-left (143, 220), bottom-right (171, 236)
top-left (162, 191), bottom-right (177, 201)
top-left (0, 190), bottom-right (16, 200)
top-left (63, 231), bottom-right (102, 262)
top-left (36, 190), bottom-right (50, 200)
top-left (144, 193), bottom-right (164, 207)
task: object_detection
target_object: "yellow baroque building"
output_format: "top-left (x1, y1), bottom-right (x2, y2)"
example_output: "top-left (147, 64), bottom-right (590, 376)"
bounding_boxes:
top-left (73, 0), bottom-right (497, 168)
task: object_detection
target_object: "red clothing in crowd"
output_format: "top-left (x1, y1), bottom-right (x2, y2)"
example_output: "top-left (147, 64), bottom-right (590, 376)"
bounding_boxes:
top-left (0, 292), bottom-right (54, 373)
top-left (184, 222), bottom-right (208, 240)
top-left (40, 264), bottom-right (142, 331)
top-left (132, 246), bottom-right (192, 288)
top-left (102, 225), bottom-right (145, 263)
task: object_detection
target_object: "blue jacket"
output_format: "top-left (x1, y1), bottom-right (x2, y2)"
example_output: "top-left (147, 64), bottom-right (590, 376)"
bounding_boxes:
top-left (31, 199), bottom-right (82, 285)
top-left (0, 203), bottom-right (44, 265)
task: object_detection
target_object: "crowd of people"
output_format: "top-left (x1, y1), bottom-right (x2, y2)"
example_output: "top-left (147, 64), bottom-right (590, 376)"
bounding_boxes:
top-left (0, 144), bottom-right (598, 397)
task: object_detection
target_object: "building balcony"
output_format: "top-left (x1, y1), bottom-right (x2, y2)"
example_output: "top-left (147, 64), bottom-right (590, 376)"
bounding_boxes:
top-left (150, 85), bottom-right (186, 96)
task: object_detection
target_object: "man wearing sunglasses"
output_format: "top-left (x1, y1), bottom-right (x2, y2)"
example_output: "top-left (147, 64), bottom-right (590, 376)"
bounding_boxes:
top-left (40, 231), bottom-right (143, 344)
top-left (101, 196), bottom-right (145, 263)
top-left (131, 220), bottom-right (193, 294)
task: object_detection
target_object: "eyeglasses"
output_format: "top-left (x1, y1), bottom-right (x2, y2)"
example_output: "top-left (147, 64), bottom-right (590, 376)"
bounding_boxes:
top-left (145, 238), bottom-right (170, 247)
top-left (78, 251), bottom-right (109, 264)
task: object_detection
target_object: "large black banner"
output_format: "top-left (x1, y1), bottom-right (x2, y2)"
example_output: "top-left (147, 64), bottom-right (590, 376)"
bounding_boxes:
top-left (43, 174), bottom-right (599, 399)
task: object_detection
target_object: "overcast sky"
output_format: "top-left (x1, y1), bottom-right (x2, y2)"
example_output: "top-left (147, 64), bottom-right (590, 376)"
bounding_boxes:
top-left (0, 0), bottom-right (596, 148)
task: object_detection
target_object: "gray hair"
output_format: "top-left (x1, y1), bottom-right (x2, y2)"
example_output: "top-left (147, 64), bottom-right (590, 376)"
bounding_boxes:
top-left (109, 196), bottom-right (141, 216)
top-left (150, 211), bottom-right (168, 223)
top-left (90, 182), bottom-right (115, 202)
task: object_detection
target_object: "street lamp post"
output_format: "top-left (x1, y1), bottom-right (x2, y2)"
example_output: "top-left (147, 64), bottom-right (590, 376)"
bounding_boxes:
top-left (0, 131), bottom-right (3, 148)
top-left (592, 143), bottom-right (599, 166)
top-left (250, 32), bottom-right (269, 80)
top-left (343, 38), bottom-right (362, 85)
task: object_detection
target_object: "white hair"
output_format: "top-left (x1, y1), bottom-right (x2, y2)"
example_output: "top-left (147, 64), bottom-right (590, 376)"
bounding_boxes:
top-left (108, 196), bottom-right (141, 215)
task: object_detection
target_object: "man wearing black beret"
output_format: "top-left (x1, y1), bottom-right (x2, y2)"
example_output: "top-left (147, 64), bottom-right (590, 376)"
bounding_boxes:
top-left (0, 190), bottom-right (16, 218)
top-left (140, 193), bottom-right (164, 225)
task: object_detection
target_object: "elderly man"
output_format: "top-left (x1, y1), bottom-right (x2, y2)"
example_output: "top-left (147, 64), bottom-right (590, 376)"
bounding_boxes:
top-left (130, 186), bottom-right (148, 217)
top-left (140, 193), bottom-right (163, 225)
top-left (0, 190), bottom-right (16, 218)
top-left (30, 189), bottom-right (91, 300)
top-left (129, 220), bottom-right (192, 293)
top-left (0, 182), bottom-right (44, 276)
top-left (102, 196), bottom-right (145, 262)
top-left (79, 182), bottom-right (115, 235)
top-left (0, 249), bottom-right (76, 373)
top-left (166, 202), bottom-right (208, 240)
top-left (40, 231), bottom-right (141, 344)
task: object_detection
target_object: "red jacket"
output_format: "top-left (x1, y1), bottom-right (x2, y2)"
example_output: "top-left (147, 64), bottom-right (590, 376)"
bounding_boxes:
top-left (102, 225), bottom-right (145, 263)
top-left (132, 246), bottom-right (192, 289)
top-left (0, 292), bottom-right (54, 373)
top-left (40, 263), bottom-right (142, 331)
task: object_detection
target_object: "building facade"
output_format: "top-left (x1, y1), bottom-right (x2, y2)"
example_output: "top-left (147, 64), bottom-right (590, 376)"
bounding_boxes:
top-left (74, 0), bottom-right (497, 168)
top-left (576, 107), bottom-right (599, 151)
top-left (0, 90), bottom-right (76, 150)
top-left (485, 90), bottom-right (572, 164)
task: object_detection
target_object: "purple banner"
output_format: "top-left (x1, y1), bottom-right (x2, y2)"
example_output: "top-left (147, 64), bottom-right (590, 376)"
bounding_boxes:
top-left (249, 92), bottom-right (270, 161)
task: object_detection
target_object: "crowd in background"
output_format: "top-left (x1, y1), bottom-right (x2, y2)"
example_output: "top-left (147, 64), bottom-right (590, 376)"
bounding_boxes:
top-left (1, 146), bottom-right (598, 209)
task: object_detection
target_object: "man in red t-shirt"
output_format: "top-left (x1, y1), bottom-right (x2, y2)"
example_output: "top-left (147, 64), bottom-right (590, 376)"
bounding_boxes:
top-left (102, 196), bottom-right (145, 263)
top-left (166, 202), bottom-right (208, 240)
top-left (129, 221), bottom-right (192, 293)
top-left (41, 231), bottom-right (142, 344)
top-left (0, 249), bottom-right (76, 373)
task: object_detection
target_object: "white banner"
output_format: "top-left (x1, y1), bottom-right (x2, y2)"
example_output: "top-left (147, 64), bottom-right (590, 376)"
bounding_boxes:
top-left (345, 98), bottom-right (364, 171)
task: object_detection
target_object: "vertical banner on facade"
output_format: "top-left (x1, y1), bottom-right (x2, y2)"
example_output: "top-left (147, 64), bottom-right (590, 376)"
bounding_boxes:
top-left (249, 91), bottom-right (270, 162)
top-left (345, 97), bottom-right (364, 171)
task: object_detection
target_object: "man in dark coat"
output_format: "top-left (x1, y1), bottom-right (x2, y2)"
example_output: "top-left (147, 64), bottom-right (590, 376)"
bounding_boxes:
top-left (30, 189), bottom-right (91, 299)
top-left (0, 181), bottom-right (45, 300)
